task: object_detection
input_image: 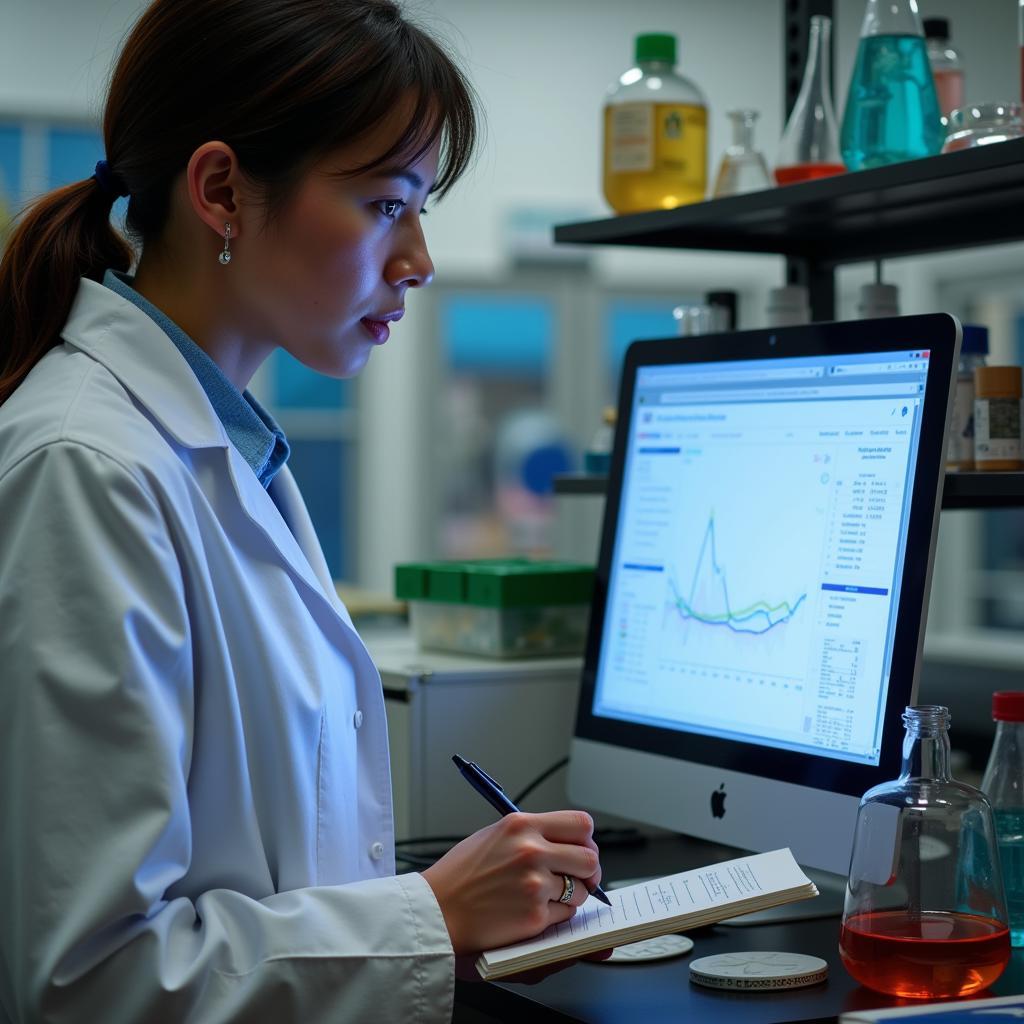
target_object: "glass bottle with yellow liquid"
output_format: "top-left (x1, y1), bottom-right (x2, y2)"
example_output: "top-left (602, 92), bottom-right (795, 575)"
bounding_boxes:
top-left (603, 33), bottom-right (708, 214)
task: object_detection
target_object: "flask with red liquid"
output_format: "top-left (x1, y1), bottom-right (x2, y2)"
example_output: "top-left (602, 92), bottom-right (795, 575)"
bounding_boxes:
top-left (774, 15), bottom-right (844, 185)
top-left (840, 706), bottom-right (1010, 999)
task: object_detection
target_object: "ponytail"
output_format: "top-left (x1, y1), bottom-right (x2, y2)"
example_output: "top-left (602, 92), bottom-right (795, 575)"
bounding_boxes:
top-left (0, 179), bottom-right (133, 405)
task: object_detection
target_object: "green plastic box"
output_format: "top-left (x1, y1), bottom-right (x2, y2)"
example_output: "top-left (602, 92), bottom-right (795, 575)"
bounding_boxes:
top-left (394, 558), bottom-right (594, 658)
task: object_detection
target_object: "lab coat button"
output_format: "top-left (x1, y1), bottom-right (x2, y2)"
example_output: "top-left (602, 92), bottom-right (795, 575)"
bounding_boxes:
top-left (353, 709), bottom-right (364, 729)
top-left (369, 841), bottom-right (385, 860)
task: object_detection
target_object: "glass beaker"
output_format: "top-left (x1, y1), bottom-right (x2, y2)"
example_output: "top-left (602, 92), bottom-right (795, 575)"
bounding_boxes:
top-left (713, 110), bottom-right (771, 197)
top-left (840, 0), bottom-right (944, 170)
top-left (942, 103), bottom-right (1024, 154)
top-left (672, 302), bottom-right (729, 336)
top-left (774, 15), bottom-right (844, 185)
top-left (840, 707), bottom-right (1010, 999)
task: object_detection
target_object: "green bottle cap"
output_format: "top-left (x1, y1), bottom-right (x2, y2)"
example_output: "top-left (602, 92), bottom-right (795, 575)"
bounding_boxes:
top-left (635, 33), bottom-right (676, 65)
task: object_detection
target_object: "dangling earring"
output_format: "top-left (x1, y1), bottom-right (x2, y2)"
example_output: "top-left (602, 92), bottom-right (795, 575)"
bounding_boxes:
top-left (218, 223), bottom-right (232, 265)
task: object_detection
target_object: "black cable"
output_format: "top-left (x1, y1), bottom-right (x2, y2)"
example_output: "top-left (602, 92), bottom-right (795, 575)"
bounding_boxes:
top-left (511, 755), bottom-right (569, 807)
top-left (395, 834), bottom-right (466, 847)
top-left (395, 849), bottom-right (445, 869)
top-left (392, 756), bottom-right (573, 870)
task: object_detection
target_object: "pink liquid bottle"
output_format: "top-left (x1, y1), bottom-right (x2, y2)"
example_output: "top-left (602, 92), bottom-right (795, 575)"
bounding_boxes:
top-left (924, 18), bottom-right (965, 121)
top-left (840, 706), bottom-right (1011, 999)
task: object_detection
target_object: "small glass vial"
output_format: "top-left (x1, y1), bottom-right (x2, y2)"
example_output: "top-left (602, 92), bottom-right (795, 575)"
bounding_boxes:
top-left (840, 706), bottom-right (1010, 999)
top-left (583, 407), bottom-right (616, 475)
top-left (981, 691), bottom-right (1024, 948)
top-left (946, 325), bottom-right (988, 472)
top-left (602, 33), bottom-right (708, 213)
top-left (974, 365), bottom-right (1023, 471)
top-left (924, 18), bottom-right (965, 121)
top-left (713, 109), bottom-right (771, 198)
top-left (775, 15), bottom-right (844, 185)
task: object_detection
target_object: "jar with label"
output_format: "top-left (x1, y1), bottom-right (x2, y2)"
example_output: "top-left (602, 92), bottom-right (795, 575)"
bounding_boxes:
top-left (602, 33), bottom-right (708, 214)
top-left (974, 365), bottom-right (1023, 471)
top-left (946, 325), bottom-right (988, 471)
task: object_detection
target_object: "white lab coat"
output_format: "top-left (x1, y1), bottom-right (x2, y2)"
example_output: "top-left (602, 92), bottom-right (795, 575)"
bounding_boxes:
top-left (0, 279), bottom-right (454, 1022)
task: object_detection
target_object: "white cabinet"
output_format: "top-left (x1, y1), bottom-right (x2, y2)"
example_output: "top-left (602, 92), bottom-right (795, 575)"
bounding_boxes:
top-left (366, 633), bottom-right (583, 841)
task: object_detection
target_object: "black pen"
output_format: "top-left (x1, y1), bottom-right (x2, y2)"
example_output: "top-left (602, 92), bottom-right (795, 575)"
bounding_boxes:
top-left (452, 754), bottom-right (612, 906)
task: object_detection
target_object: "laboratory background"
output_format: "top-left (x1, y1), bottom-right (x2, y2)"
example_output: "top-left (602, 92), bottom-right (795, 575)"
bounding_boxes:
top-left (3, 0), bottom-right (1024, 806)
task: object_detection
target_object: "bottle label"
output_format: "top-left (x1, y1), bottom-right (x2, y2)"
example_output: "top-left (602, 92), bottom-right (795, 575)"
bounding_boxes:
top-left (975, 397), bottom-right (1023, 462)
top-left (608, 104), bottom-right (655, 172)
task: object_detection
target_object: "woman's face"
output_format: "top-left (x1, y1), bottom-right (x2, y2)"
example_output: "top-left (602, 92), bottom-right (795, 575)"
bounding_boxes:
top-left (234, 110), bottom-right (439, 379)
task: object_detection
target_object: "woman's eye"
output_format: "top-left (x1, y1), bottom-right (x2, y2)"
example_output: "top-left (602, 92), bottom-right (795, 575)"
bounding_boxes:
top-left (377, 199), bottom-right (406, 220)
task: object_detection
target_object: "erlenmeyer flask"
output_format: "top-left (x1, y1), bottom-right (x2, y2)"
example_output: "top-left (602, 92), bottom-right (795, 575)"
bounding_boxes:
top-left (713, 110), bottom-right (771, 197)
top-left (840, 0), bottom-right (944, 169)
top-left (774, 15), bottom-right (844, 185)
top-left (840, 706), bottom-right (1010, 999)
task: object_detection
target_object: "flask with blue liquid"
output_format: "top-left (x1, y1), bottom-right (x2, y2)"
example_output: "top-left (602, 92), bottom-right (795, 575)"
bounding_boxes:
top-left (840, 0), bottom-right (943, 170)
top-left (982, 691), bottom-right (1024, 947)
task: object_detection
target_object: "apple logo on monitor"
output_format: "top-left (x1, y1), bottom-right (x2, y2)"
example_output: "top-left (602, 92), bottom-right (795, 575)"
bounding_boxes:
top-left (711, 784), bottom-right (726, 819)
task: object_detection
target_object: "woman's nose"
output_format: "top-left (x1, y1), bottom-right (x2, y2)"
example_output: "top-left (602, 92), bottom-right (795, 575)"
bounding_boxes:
top-left (387, 226), bottom-right (435, 289)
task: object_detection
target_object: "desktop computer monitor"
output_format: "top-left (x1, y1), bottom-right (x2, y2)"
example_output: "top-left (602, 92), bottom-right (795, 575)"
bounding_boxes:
top-left (568, 314), bottom-right (961, 877)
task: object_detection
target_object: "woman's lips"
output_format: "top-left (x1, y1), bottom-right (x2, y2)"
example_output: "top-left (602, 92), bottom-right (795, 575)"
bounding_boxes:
top-left (360, 318), bottom-right (390, 344)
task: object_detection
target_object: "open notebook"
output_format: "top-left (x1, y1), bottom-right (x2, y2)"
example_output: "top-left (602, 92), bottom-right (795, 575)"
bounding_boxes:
top-left (476, 847), bottom-right (818, 980)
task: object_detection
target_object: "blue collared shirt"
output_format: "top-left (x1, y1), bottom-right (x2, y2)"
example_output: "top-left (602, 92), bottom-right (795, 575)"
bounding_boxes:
top-left (102, 270), bottom-right (289, 488)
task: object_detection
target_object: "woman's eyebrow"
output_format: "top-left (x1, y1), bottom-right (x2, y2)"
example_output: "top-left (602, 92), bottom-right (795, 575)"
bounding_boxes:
top-left (372, 168), bottom-right (425, 189)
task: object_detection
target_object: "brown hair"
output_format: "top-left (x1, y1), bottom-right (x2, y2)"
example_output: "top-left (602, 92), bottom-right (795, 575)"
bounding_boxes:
top-left (0, 0), bottom-right (477, 404)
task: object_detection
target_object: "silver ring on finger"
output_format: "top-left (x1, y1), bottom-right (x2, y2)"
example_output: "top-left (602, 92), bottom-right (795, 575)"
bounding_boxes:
top-left (558, 874), bottom-right (575, 904)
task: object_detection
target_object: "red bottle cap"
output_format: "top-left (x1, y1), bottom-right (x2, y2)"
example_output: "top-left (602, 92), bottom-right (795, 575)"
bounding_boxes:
top-left (992, 691), bottom-right (1024, 722)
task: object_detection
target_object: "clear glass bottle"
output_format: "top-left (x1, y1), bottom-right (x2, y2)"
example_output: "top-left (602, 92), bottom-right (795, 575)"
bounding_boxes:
top-left (946, 325), bottom-right (988, 472)
top-left (981, 691), bottom-right (1024, 948)
top-left (602, 33), bottom-right (708, 213)
top-left (775, 15), bottom-right (845, 185)
top-left (840, 0), bottom-right (944, 170)
top-left (923, 18), bottom-right (965, 121)
top-left (712, 110), bottom-right (771, 197)
top-left (840, 706), bottom-right (1010, 999)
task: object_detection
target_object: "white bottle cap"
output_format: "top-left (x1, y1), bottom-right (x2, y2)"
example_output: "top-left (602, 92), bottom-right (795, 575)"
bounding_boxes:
top-left (857, 282), bottom-right (900, 319)
top-left (765, 285), bottom-right (810, 327)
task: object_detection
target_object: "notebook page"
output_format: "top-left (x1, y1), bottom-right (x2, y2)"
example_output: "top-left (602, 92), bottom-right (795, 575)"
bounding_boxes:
top-left (481, 848), bottom-right (809, 967)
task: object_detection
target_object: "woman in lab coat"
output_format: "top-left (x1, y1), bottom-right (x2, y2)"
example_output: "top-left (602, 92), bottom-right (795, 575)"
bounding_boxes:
top-left (0, 1), bottom-right (603, 1020)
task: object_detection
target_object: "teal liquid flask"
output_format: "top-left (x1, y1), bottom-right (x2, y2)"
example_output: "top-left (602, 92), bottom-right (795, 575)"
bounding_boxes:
top-left (981, 692), bottom-right (1024, 947)
top-left (840, 0), bottom-right (943, 170)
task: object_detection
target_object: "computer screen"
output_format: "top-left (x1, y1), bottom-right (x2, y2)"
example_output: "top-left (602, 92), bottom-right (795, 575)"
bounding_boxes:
top-left (569, 315), bottom-right (960, 876)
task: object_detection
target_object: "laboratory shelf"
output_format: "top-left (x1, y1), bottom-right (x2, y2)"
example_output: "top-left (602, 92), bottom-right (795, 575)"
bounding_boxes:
top-left (554, 472), bottom-right (1024, 509)
top-left (553, 138), bottom-right (1024, 265)
top-left (941, 471), bottom-right (1024, 510)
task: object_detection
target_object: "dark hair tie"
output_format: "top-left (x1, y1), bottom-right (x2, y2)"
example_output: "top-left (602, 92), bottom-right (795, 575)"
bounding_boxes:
top-left (93, 159), bottom-right (129, 199)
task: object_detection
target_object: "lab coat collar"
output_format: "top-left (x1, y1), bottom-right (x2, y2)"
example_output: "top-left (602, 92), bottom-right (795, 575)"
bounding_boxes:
top-left (61, 278), bottom-right (347, 624)
top-left (61, 278), bottom-right (230, 452)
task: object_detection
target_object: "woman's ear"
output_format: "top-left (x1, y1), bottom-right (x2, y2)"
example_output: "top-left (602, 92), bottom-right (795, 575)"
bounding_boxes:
top-left (184, 141), bottom-right (245, 240)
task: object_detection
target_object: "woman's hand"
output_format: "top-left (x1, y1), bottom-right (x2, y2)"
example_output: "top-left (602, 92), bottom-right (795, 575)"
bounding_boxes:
top-left (422, 810), bottom-right (603, 955)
